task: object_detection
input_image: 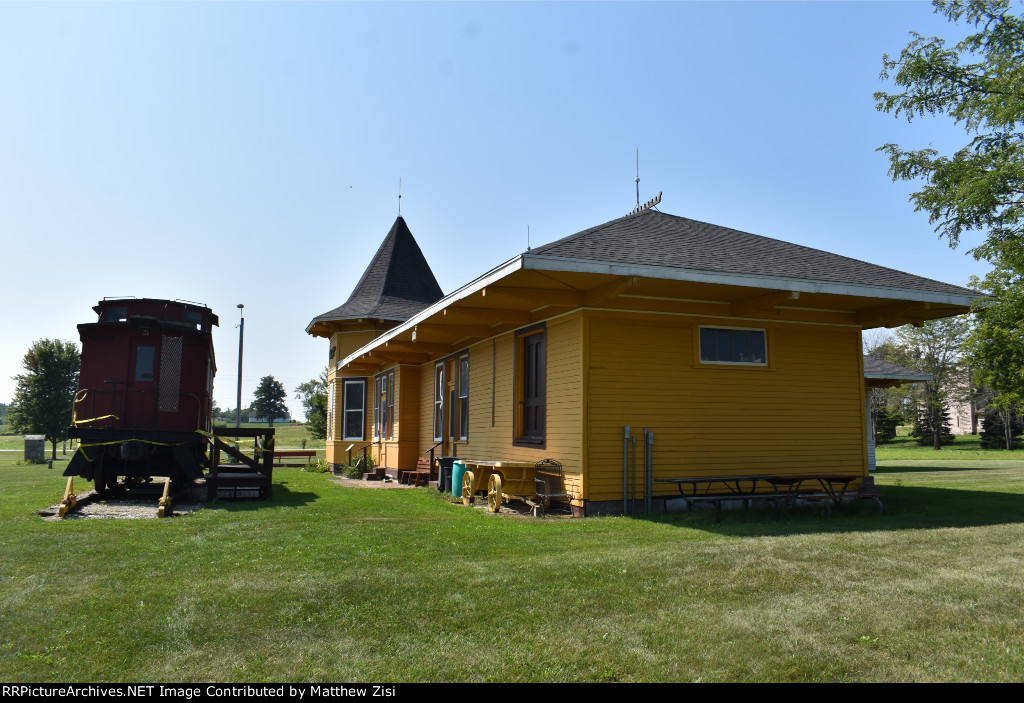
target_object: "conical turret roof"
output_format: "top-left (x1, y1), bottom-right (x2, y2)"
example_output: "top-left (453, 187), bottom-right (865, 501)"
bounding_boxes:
top-left (306, 217), bottom-right (443, 334)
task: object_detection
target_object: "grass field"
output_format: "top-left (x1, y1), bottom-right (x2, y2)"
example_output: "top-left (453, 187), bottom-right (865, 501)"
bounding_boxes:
top-left (0, 422), bottom-right (324, 453)
top-left (1, 445), bottom-right (1022, 682)
top-left (876, 428), bottom-right (1022, 462)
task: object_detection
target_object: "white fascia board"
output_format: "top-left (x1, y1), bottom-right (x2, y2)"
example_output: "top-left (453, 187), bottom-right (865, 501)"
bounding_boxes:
top-left (339, 256), bottom-right (525, 368)
top-left (522, 255), bottom-right (979, 308)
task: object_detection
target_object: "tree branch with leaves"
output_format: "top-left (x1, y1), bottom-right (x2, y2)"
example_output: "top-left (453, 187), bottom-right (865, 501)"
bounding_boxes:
top-left (876, 0), bottom-right (1024, 267)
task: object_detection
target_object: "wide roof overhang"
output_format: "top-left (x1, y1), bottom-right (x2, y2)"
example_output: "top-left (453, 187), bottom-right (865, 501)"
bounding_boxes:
top-left (338, 253), bottom-right (979, 372)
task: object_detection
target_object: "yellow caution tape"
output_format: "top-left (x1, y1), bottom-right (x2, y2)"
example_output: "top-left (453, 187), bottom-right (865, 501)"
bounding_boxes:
top-left (71, 390), bottom-right (120, 426)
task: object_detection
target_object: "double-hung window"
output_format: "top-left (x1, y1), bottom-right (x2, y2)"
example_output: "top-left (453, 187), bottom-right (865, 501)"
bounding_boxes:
top-left (515, 325), bottom-right (545, 446)
top-left (342, 378), bottom-right (366, 440)
top-left (373, 376), bottom-right (382, 439)
top-left (433, 363), bottom-right (444, 442)
top-left (327, 380), bottom-right (335, 440)
top-left (373, 371), bottom-right (395, 440)
top-left (457, 354), bottom-right (469, 440)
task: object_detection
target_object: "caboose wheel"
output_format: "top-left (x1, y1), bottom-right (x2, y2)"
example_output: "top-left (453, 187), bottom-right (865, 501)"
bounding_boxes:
top-left (462, 471), bottom-right (475, 505)
top-left (93, 464), bottom-right (109, 496)
top-left (487, 474), bottom-right (503, 513)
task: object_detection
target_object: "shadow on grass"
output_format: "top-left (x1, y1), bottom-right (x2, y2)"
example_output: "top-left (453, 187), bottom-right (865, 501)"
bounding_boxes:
top-left (639, 485), bottom-right (1024, 536)
top-left (875, 464), bottom-right (1013, 474)
top-left (208, 482), bottom-right (318, 512)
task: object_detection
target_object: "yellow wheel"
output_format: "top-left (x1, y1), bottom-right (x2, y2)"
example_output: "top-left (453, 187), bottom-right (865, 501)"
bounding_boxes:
top-left (462, 471), bottom-right (475, 506)
top-left (487, 474), bottom-right (503, 513)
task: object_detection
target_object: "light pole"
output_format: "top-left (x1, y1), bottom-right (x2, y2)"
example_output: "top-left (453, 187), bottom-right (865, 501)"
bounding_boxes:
top-left (235, 304), bottom-right (244, 438)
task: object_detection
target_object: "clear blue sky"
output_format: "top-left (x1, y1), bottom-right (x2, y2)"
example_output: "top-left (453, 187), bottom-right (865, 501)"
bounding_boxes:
top-left (0, 1), bottom-right (989, 413)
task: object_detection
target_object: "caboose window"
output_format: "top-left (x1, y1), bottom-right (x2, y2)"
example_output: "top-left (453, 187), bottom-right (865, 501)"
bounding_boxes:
top-left (183, 310), bottom-right (203, 329)
top-left (135, 346), bottom-right (155, 381)
top-left (106, 306), bottom-right (128, 322)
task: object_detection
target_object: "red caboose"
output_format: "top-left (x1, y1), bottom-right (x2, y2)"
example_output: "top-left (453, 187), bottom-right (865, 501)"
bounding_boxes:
top-left (65, 298), bottom-right (218, 493)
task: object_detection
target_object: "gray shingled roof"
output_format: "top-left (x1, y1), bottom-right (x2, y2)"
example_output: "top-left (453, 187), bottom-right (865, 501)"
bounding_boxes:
top-left (530, 209), bottom-right (976, 297)
top-left (308, 217), bottom-right (443, 326)
top-left (864, 356), bottom-right (932, 381)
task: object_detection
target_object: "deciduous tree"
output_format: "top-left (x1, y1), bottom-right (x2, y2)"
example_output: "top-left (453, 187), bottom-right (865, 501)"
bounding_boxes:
top-left (295, 368), bottom-right (328, 440)
top-left (895, 318), bottom-right (973, 449)
top-left (876, 0), bottom-right (1024, 267)
top-left (8, 340), bottom-right (81, 459)
top-left (965, 262), bottom-right (1024, 447)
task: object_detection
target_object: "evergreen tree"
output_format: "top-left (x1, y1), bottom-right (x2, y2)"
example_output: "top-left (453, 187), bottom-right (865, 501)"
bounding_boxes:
top-left (874, 407), bottom-right (903, 444)
top-left (912, 404), bottom-right (956, 446)
top-left (251, 376), bottom-right (289, 427)
top-left (980, 408), bottom-right (1023, 449)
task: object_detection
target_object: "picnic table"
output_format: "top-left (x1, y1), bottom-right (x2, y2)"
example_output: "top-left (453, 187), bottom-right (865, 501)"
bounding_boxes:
top-left (655, 473), bottom-right (880, 521)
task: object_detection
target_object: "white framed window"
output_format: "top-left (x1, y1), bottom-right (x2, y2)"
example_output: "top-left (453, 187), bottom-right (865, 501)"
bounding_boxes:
top-left (342, 378), bottom-right (366, 440)
top-left (327, 379), bottom-right (335, 440)
top-left (373, 370), bottom-right (395, 440)
top-left (698, 326), bottom-right (767, 366)
top-left (386, 371), bottom-right (394, 439)
top-left (457, 354), bottom-right (469, 440)
top-left (373, 376), bottom-right (382, 439)
top-left (433, 363), bottom-right (444, 442)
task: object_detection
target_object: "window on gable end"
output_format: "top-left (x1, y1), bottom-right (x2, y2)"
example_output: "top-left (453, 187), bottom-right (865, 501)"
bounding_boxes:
top-left (698, 326), bottom-right (767, 366)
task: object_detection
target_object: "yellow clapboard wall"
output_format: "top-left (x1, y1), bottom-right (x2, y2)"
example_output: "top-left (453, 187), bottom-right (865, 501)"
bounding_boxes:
top-left (415, 313), bottom-right (584, 498)
top-left (584, 310), bottom-right (866, 502)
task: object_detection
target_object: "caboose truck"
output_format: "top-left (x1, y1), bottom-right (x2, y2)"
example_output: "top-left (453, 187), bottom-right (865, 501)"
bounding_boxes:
top-left (64, 298), bottom-right (220, 496)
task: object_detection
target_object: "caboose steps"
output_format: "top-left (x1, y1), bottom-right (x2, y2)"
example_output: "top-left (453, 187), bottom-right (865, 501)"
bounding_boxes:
top-left (204, 471), bottom-right (273, 500)
top-left (205, 428), bottom-right (275, 501)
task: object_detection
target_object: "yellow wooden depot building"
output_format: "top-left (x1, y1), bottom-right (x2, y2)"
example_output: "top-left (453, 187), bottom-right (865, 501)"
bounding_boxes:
top-left (306, 209), bottom-right (977, 515)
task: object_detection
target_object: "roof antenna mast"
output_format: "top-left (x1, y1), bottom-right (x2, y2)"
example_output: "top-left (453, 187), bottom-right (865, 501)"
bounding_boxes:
top-left (527, 225), bottom-right (531, 252)
top-left (398, 178), bottom-right (402, 217)
top-left (627, 148), bottom-right (663, 217)
top-left (635, 148), bottom-right (640, 209)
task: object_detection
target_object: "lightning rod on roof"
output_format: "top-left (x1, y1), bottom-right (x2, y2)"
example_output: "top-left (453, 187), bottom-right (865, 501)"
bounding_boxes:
top-left (627, 149), bottom-right (661, 215)
top-left (398, 178), bottom-right (402, 216)
top-left (627, 191), bottom-right (662, 217)
top-left (527, 225), bottom-right (531, 251)
top-left (635, 148), bottom-right (640, 208)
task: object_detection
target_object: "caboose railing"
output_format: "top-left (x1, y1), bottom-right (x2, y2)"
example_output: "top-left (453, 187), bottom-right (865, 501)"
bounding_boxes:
top-left (73, 388), bottom-right (206, 431)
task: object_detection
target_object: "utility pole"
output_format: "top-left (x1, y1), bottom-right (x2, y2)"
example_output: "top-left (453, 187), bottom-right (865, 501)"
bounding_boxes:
top-left (235, 304), bottom-right (244, 441)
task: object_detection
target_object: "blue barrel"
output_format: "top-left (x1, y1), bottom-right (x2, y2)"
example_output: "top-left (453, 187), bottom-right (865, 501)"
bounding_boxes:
top-left (451, 460), bottom-right (467, 498)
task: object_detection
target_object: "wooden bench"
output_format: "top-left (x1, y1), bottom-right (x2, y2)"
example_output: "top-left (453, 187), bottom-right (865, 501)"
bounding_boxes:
top-left (399, 457), bottom-right (435, 486)
top-left (272, 450), bottom-right (317, 467)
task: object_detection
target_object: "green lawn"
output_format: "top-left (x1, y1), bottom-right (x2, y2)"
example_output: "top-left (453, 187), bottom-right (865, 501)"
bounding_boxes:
top-left (0, 422), bottom-right (324, 453)
top-left (1, 451), bottom-right (1023, 682)
top-left (875, 429), bottom-right (1023, 462)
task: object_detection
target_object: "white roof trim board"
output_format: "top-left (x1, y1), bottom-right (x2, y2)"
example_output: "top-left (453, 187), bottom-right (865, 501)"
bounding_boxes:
top-left (522, 254), bottom-right (978, 308)
top-left (339, 252), bottom-right (974, 369)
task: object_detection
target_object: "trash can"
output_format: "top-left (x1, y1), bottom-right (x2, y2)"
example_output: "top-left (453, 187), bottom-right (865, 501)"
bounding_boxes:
top-left (451, 460), bottom-right (467, 498)
top-left (438, 456), bottom-right (456, 494)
